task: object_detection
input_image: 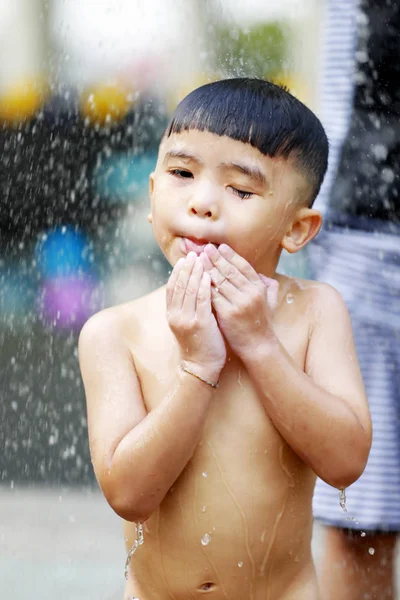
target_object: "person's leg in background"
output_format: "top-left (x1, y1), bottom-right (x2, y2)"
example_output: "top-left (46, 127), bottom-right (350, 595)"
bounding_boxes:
top-left (318, 527), bottom-right (397, 600)
top-left (309, 228), bottom-right (400, 600)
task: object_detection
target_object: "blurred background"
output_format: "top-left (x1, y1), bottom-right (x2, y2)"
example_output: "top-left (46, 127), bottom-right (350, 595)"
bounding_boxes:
top-left (0, 1), bottom-right (323, 598)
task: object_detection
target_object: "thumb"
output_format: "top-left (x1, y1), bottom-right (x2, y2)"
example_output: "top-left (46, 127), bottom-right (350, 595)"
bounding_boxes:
top-left (259, 274), bottom-right (279, 313)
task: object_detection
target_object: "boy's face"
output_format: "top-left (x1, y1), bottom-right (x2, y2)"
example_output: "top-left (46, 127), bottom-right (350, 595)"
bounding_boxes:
top-left (149, 129), bottom-right (311, 273)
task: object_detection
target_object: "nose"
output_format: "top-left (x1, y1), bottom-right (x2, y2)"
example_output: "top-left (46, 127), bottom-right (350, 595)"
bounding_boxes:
top-left (188, 185), bottom-right (219, 220)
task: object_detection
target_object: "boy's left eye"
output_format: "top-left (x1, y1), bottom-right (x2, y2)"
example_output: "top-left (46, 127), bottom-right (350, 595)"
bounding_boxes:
top-left (229, 186), bottom-right (253, 200)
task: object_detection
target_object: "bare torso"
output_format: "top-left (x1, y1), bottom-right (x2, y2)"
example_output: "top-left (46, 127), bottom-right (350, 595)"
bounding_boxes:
top-left (117, 276), bottom-right (319, 600)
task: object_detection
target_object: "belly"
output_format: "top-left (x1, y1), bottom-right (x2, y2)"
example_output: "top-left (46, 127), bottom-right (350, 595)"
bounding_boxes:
top-left (123, 402), bottom-right (316, 600)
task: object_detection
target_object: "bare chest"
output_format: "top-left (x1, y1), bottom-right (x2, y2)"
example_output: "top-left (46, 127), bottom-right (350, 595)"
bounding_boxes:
top-left (130, 311), bottom-right (309, 458)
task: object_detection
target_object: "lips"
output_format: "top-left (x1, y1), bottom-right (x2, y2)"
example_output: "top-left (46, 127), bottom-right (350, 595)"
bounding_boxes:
top-left (181, 237), bottom-right (219, 256)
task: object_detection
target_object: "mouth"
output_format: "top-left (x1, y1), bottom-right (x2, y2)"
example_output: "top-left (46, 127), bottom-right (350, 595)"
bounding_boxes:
top-left (181, 237), bottom-right (219, 256)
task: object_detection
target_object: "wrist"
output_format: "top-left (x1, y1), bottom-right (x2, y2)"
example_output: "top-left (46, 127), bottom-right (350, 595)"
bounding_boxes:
top-left (180, 360), bottom-right (222, 388)
top-left (239, 335), bottom-right (280, 365)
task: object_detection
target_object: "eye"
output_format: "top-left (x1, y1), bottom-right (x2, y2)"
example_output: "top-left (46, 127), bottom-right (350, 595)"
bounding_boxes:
top-left (229, 186), bottom-right (253, 200)
top-left (169, 169), bottom-right (193, 179)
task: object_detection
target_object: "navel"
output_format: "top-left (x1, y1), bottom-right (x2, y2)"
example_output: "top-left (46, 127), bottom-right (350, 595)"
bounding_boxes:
top-left (198, 581), bottom-right (217, 593)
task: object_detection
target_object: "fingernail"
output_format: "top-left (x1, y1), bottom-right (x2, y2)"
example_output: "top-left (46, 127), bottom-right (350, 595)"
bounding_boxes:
top-left (187, 251), bottom-right (197, 259)
top-left (219, 243), bottom-right (230, 253)
top-left (205, 243), bottom-right (217, 256)
top-left (200, 253), bottom-right (213, 269)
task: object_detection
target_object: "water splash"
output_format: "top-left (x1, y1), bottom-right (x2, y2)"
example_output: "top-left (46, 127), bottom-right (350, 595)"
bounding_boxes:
top-left (339, 488), bottom-right (360, 525)
top-left (201, 533), bottom-right (211, 546)
top-left (339, 488), bottom-right (347, 512)
top-left (124, 522), bottom-right (144, 579)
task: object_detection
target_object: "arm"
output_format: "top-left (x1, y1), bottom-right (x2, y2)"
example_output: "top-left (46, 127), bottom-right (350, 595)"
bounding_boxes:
top-left (79, 254), bottom-right (226, 523)
top-left (202, 244), bottom-right (372, 489)
top-left (79, 313), bottom-right (215, 523)
top-left (241, 285), bottom-right (371, 489)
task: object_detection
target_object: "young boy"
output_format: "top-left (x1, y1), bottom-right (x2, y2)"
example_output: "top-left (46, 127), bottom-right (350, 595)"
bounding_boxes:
top-left (78, 78), bottom-right (372, 600)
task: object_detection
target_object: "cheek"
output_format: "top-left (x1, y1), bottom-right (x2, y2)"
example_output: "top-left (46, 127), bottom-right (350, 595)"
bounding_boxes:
top-left (228, 208), bottom-right (285, 260)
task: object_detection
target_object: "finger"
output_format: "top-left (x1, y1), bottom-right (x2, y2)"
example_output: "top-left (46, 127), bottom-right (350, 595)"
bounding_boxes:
top-left (166, 257), bottom-right (185, 310)
top-left (218, 244), bottom-right (260, 284)
top-left (204, 244), bottom-right (248, 290)
top-left (210, 284), bottom-right (231, 311)
top-left (200, 251), bottom-right (213, 272)
top-left (196, 271), bottom-right (212, 320)
top-left (208, 267), bottom-right (237, 302)
top-left (182, 257), bottom-right (203, 315)
top-left (200, 253), bottom-right (231, 289)
top-left (171, 252), bottom-right (197, 311)
top-left (259, 274), bottom-right (280, 312)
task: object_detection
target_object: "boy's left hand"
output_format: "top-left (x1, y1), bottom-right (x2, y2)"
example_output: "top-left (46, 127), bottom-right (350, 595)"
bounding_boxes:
top-left (200, 243), bottom-right (279, 358)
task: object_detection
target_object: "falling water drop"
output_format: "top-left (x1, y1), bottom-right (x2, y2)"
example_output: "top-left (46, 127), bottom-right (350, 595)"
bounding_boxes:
top-left (201, 533), bottom-right (211, 546)
top-left (361, 531), bottom-right (366, 537)
top-left (238, 561), bottom-right (243, 568)
top-left (202, 471), bottom-right (208, 478)
top-left (124, 523), bottom-right (144, 579)
top-left (286, 293), bottom-right (294, 304)
top-left (201, 505), bottom-right (206, 513)
top-left (368, 547), bottom-right (375, 555)
top-left (339, 488), bottom-right (347, 512)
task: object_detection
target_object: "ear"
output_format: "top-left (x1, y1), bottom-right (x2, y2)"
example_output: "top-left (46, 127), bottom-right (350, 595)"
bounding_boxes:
top-left (281, 208), bottom-right (322, 254)
top-left (149, 171), bottom-right (155, 198)
top-left (148, 172), bottom-right (155, 223)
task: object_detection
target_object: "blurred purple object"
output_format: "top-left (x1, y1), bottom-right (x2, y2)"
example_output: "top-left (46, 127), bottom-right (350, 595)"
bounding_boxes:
top-left (39, 277), bottom-right (101, 330)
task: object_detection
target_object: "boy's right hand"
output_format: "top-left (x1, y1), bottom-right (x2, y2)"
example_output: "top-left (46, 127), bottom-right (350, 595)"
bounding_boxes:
top-left (166, 251), bottom-right (226, 384)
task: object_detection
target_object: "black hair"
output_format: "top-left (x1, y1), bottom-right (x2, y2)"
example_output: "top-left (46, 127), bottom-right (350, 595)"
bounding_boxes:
top-left (165, 78), bottom-right (329, 206)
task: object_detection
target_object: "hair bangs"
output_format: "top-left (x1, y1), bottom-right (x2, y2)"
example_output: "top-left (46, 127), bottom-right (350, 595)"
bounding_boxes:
top-left (165, 78), bottom-right (328, 205)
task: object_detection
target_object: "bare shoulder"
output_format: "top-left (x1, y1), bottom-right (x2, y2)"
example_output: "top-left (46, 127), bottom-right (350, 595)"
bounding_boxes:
top-left (78, 285), bottom-right (166, 356)
top-left (277, 273), bottom-right (347, 319)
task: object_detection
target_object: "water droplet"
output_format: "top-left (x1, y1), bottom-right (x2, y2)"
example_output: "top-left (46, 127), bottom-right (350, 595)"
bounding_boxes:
top-left (238, 561), bottom-right (243, 568)
top-left (201, 533), bottom-right (211, 546)
top-left (369, 547), bottom-right (375, 555)
top-left (372, 144), bottom-right (388, 161)
top-left (201, 505), bottom-right (206, 513)
top-left (339, 488), bottom-right (347, 512)
top-left (286, 293), bottom-right (294, 304)
top-left (381, 168), bottom-right (395, 183)
top-left (124, 522), bottom-right (144, 579)
top-left (202, 471), bottom-right (208, 478)
top-left (361, 531), bottom-right (366, 537)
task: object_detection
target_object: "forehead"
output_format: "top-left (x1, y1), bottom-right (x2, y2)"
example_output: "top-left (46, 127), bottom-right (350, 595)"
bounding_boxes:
top-left (158, 129), bottom-right (274, 168)
top-left (156, 129), bottom-right (307, 195)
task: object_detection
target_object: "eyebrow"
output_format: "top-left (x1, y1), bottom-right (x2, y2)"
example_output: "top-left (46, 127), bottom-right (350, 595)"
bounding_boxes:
top-left (218, 161), bottom-right (267, 186)
top-left (163, 149), bottom-right (204, 166)
top-left (163, 149), bottom-right (267, 187)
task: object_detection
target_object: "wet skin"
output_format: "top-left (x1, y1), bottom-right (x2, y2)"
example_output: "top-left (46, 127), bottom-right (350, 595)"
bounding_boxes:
top-left (80, 130), bottom-right (370, 600)
top-left (122, 130), bottom-right (319, 598)
top-left (121, 278), bottom-right (319, 600)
